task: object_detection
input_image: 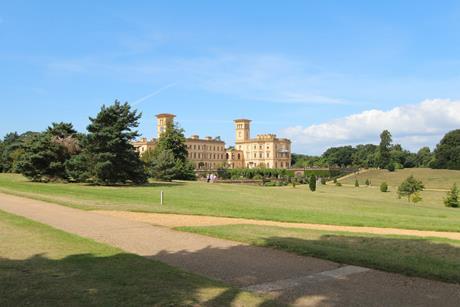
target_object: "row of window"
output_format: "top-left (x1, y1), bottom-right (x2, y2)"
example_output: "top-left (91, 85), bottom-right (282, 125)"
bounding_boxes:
top-left (187, 144), bottom-right (225, 151)
top-left (189, 152), bottom-right (225, 160)
top-left (237, 144), bottom-right (290, 151)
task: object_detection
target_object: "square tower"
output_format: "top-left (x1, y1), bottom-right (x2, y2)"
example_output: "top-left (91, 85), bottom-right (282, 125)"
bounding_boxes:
top-left (156, 113), bottom-right (176, 138)
top-left (234, 119), bottom-right (251, 143)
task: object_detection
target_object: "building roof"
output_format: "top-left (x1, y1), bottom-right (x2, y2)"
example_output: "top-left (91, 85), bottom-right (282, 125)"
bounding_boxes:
top-left (155, 113), bottom-right (176, 118)
top-left (233, 118), bottom-right (251, 122)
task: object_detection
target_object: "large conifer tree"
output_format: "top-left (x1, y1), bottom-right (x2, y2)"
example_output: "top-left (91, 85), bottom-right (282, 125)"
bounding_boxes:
top-left (71, 101), bottom-right (147, 185)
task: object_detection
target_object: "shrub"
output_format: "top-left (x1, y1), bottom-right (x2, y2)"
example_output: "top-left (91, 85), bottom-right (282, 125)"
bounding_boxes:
top-left (365, 179), bottom-right (370, 186)
top-left (444, 183), bottom-right (459, 208)
top-left (354, 179), bottom-right (359, 187)
top-left (333, 178), bottom-right (337, 184)
top-left (380, 182), bottom-right (388, 192)
top-left (387, 163), bottom-right (396, 172)
top-left (309, 174), bottom-right (317, 191)
top-left (321, 177), bottom-right (327, 185)
top-left (336, 182), bottom-right (342, 187)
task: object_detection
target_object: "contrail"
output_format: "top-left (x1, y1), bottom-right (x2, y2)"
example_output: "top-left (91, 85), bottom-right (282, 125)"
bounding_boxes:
top-left (132, 82), bottom-right (176, 106)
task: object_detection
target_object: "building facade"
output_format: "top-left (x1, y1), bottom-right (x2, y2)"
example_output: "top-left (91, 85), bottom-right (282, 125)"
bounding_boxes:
top-left (232, 119), bottom-right (291, 169)
top-left (133, 114), bottom-right (291, 170)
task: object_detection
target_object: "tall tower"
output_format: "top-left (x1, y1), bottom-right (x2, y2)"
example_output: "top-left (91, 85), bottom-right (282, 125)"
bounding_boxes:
top-left (234, 119), bottom-right (251, 143)
top-left (156, 113), bottom-right (176, 138)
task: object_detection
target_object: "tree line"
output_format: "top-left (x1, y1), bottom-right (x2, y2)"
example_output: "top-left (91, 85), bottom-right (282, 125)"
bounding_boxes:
top-left (292, 129), bottom-right (460, 170)
top-left (0, 101), bottom-right (194, 184)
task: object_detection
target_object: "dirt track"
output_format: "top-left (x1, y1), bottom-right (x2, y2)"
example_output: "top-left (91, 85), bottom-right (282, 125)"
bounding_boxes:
top-left (95, 210), bottom-right (460, 240)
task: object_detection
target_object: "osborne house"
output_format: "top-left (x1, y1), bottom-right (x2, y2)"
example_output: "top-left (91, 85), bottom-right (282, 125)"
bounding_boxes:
top-left (132, 114), bottom-right (291, 170)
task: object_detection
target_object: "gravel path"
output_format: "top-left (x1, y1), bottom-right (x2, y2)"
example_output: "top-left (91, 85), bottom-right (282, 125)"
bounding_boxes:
top-left (95, 210), bottom-right (460, 240)
top-left (1, 192), bottom-right (459, 306)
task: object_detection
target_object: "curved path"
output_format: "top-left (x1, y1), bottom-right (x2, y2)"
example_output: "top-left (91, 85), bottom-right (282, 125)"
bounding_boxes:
top-left (96, 210), bottom-right (460, 240)
top-left (1, 192), bottom-right (459, 306)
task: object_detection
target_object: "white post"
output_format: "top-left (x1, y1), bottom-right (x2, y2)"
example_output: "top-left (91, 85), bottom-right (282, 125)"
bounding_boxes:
top-left (160, 191), bottom-right (164, 205)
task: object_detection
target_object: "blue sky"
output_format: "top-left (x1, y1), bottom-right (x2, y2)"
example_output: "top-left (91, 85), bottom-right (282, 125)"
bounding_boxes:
top-left (1, 1), bottom-right (460, 154)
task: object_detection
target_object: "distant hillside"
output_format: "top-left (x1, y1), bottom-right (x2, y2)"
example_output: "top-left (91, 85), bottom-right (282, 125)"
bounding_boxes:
top-left (340, 168), bottom-right (460, 190)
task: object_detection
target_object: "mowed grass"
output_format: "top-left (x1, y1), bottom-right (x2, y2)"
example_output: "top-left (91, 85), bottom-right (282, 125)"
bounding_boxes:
top-left (341, 168), bottom-right (460, 190)
top-left (1, 173), bottom-right (460, 232)
top-left (179, 224), bottom-right (460, 284)
top-left (0, 209), bottom-right (275, 306)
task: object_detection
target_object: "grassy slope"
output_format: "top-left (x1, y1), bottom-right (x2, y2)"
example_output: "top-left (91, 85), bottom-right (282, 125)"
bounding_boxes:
top-left (0, 210), bottom-right (275, 306)
top-left (1, 173), bottom-right (460, 232)
top-left (341, 168), bottom-right (460, 189)
top-left (179, 224), bottom-right (460, 284)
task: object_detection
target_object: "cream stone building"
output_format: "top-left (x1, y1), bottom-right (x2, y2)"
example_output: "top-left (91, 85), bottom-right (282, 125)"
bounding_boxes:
top-left (133, 114), bottom-right (291, 170)
top-left (231, 119), bottom-right (291, 169)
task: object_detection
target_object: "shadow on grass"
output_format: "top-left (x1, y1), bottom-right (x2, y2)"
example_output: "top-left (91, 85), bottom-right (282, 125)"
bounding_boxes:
top-left (0, 253), bottom-right (277, 307)
top-left (261, 234), bottom-right (460, 285)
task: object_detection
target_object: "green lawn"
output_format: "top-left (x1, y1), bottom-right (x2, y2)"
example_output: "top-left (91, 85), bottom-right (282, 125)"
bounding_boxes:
top-left (179, 224), bottom-right (460, 284)
top-left (0, 209), bottom-right (275, 306)
top-left (340, 168), bottom-right (460, 190)
top-left (1, 173), bottom-right (460, 232)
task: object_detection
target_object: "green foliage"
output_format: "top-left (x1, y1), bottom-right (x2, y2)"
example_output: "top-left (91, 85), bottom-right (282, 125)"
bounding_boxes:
top-left (291, 153), bottom-right (326, 168)
top-left (148, 150), bottom-right (177, 181)
top-left (333, 177), bottom-right (337, 183)
top-left (377, 130), bottom-right (392, 169)
top-left (309, 174), bottom-right (316, 191)
top-left (0, 132), bottom-right (38, 173)
top-left (432, 129), bottom-right (460, 170)
top-left (380, 182), bottom-right (388, 192)
top-left (146, 121), bottom-right (195, 181)
top-left (322, 146), bottom-right (355, 167)
top-left (416, 147), bottom-right (434, 167)
top-left (352, 144), bottom-right (378, 168)
top-left (398, 175), bottom-right (424, 203)
top-left (335, 182), bottom-right (342, 186)
top-left (387, 163), bottom-right (396, 172)
top-left (365, 179), bottom-right (370, 186)
top-left (221, 168), bottom-right (289, 180)
top-left (320, 177), bottom-right (327, 185)
top-left (153, 121), bottom-right (188, 163)
top-left (444, 184), bottom-right (459, 208)
top-left (71, 101), bottom-right (147, 185)
top-left (354, 179), bottom-right (359, 187)
top-left (16, 123), bottom-right (79, 182)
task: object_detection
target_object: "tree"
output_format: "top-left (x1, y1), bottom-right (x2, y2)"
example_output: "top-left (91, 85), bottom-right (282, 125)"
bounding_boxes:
top-left (322, 146), bottom-right (355, 167)
top-left (149, 121), bottom-right (195, 180)
top-left (377, 130), bottom-right (392, 169)
top-left (71, 101), bottom-right (147, 185)
top-left (444, 183), bottom-right (459, 208)
top-left (309, 174), bottom-right (316, 191)
top-left (416, 147), bottom-right (433, 167)
top-left (148, 150), bottom-right (177, 181)
top-left (365, 179), bottom-right (370, 186)
top-left (352, 144), bottom-right (378, 168)
top-left (154, 121), bottom-right (188, 162)
top-left (354, 179), bottom-right (359, 187)
top-left (16, 123), bottom-right (79, 181)
top-left (398, 175), bottom-right (424, 203)
top-left (432, 130), bottom-right (460, 170)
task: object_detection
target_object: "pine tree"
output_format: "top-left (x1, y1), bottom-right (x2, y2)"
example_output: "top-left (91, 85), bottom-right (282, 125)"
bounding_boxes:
top-left (309, 174), bottom-right (316, 191)
top-left (444, 183), bottom-right (459, 208)
top-left (72, 101), bottom-right (147, 185)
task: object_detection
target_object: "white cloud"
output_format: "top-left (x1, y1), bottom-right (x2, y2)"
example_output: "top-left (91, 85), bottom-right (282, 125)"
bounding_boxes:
top-left (282, 99), bottom-right (460, 154)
